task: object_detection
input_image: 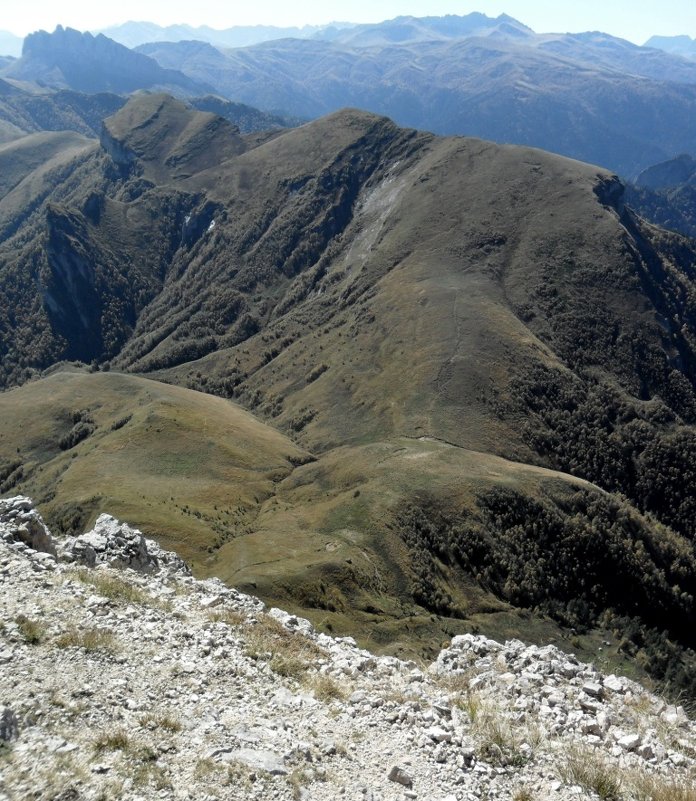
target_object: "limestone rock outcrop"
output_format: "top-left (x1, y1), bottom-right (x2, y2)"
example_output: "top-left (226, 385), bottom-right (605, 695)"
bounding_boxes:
top-left (1, 497), bottom-right (694, 801)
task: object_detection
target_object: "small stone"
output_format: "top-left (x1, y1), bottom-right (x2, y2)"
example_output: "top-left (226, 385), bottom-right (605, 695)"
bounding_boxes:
top-left (0, 707), bottom-right (19, 741)
top-left (603, 675), bottom-right (625, 693)
top-left (636, 743), bottom-right (655, 760)
top-left (200, 595), bottom-right (224, 609)
top-left (618, 733), bottom-right (641, 752)
top-left (582, 682), bottom-right (604, 700)
top-left (425, 726), bottom-right (452, 743)
top-left (221, 748), bottom-right (287, 775)
top-left (578, 695), bottom-right (603, 714)
top-left (388, 765), bottom-right (413, 788)
top-left (581, 720), bottom-right (602, 737)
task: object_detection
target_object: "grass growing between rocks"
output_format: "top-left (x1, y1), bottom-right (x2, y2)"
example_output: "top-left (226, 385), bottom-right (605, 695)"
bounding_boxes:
top-left (559, 746), bottom-right (622, 800)
top-left (14, 614), bottom-right (46, 644)
top-left (243, 614), bottom-right (326, 681)
top-left (512, 789), bottom-right (535, 801)
top-left (139, 712), bottom-right (182, 733)
top-left (72, 568), bottom-right (149, 606)
top-left (310, 674), bottom-right (349, 703)
top-left (629, 772), bottom-right (696, 801)
top-left (472, 700), bottom-right (532, 767)
top-left (93, 730), bottom-right (168, 791)
top-left (93, 730), bottom-right (131, 754)
top-left (288, 768), bottom-right (312, 801)
top-left (55, 625), bottom-right (116, 653)
top-left (207, 608), bottom-right (246, 627)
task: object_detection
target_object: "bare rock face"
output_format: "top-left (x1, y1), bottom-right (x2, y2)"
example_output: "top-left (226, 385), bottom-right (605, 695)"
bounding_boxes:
top-left (62, 513), bottom-right (190, 577)
top-left (0, 496), bottom-right (57, 557)
top-left (0, 495), bottom-right (189, 578)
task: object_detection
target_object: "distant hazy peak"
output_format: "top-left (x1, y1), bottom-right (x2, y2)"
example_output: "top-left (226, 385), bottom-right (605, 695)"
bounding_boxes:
top-left (8, 25), bottom-right (209, 95)
top-left (645, 34), bottom-right (696, 59)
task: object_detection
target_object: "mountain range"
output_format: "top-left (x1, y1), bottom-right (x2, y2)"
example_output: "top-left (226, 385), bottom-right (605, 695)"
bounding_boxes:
top-left (97, 20), bottom-right (354, 49)
top-left (2, 11), bottom-right (696, 695)
top-left (4, 18), bottom-right (696, 177)
top-left (2, 92), bottom-right (696, 692)
top-left (127, 15), bottom-right (696, 177)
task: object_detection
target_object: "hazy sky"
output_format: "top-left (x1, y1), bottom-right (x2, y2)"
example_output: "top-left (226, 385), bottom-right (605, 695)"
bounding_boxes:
top-left (3, 0), bottom-right (696, 44)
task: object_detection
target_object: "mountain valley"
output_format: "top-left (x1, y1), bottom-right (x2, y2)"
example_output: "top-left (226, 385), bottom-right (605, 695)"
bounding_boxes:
top-left (0, 88), bottom-right (696, 698)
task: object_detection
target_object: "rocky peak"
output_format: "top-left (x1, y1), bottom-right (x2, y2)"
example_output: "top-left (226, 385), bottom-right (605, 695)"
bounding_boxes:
top-left (1, 496), bottom-right (695, 800)
top-left (9, 26), bottom-right (209, 95)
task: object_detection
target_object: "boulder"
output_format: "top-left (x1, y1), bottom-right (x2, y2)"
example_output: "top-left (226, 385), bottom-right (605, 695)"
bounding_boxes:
top-left (62, 514), bottom-right (190, 576)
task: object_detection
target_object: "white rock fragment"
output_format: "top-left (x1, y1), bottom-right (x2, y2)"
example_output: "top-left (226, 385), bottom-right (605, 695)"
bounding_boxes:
top-left (618, 733), bottom-right (642, 752)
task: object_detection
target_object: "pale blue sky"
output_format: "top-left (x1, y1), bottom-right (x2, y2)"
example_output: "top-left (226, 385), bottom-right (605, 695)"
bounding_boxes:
top-left (4, 0), bottom-right (696, 44)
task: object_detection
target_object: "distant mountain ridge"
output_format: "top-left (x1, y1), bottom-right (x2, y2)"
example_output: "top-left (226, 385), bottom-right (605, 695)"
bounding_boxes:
top-left (646, 34), bottom-right (696, 60)
top-left (138, 28), bottom-right (696, 176)
top-left (0, 80), bottom-right (125, 144)
top-left (636, 153), bottom-right (696, 190)
top-left (625, 153), bottom-right (696, 239)
top-left (97, 20), bottom-right (355, 50)
top-left (98, 13), bottom-right (531, 49)
top-left (1, 26), bottom-right (211, 95)
top-left (4, 17), bottom-right (696, 176)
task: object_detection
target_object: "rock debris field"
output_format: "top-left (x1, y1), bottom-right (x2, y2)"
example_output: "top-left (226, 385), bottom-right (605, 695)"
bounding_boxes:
top-left (1, 495), bottom-right (695, 801)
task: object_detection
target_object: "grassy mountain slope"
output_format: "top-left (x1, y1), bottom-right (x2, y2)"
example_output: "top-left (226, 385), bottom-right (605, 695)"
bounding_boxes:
top-left (2, 95), bottom-right (696, 688)
top-left (0, 370), bottom-right (308, 563)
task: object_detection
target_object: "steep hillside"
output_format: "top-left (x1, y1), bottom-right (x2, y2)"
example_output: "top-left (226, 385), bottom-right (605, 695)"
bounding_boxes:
top-left (625, 153), bottom-right (696, 238)
top-left (0, 81), bottom-right (124, 143)
top-left (3, 95), bottom-right (696, 689)
top-left (0, 370), bottom-right (309, 565)
top-left (0, 80), bottom-right (293, 146)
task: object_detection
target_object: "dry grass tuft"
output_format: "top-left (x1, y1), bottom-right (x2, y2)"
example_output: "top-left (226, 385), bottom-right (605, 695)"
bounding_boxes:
top-left (139, 712), bottom-right (182, 733)
top-left (72, 568), bottom-right (149, 606)
top-left (93, 730), bottom-right (131, 754)
top-left (559, 745), bottom-right (622, 800)
top-left (207, 608), bottom-right (245, 627)
top-left (512, 789), bottom-right (535, 801)
top-left (629, 771), bottom-right (696, 801)
top-left (14, 614), bottom-right (46, 644)
top-left (243, 614), bottom-right (326, 679)
top-left (310, 674), bottom-right (348, 703)
top-left (55, 625), bottom-right (116, 653)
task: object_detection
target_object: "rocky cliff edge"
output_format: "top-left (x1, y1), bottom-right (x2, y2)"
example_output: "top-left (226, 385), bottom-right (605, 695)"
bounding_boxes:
top-left (0, 496), bottom-right (694, 801)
